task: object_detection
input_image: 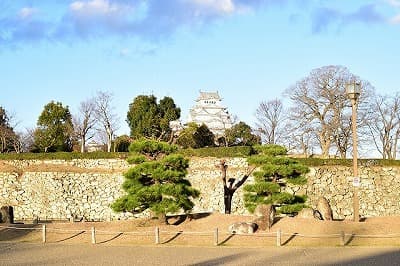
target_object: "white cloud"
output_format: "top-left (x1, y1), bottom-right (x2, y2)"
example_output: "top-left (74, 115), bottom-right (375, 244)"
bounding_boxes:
top-left (386, 0), bottom-right (400, 8)
top-left (18, 7), bottom-right (38, 19)
top-left (390, 13), bottom-right (400, 23)
top-left (69, 0), bottom-right (130, 17)
top-left (189, 0), bottom-right (236, 15)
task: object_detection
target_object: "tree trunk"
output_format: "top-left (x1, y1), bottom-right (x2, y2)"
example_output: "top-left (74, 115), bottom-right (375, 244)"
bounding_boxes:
top-left (224, 188), bottom-right (233, 214)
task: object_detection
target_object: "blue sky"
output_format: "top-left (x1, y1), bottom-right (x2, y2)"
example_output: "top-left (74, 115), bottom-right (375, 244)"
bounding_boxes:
top-left (1, 0), bottom-right (400, 136)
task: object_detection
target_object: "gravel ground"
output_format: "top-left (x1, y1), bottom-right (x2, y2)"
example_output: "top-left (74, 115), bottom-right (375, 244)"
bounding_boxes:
top-left (1, 243), bottom-right (400, 266)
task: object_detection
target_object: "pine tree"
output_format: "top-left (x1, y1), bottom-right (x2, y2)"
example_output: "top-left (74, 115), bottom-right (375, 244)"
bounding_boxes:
top-left (244, 144), bottom-right (309, 215)
top-left (112, 139), bottom-right (200, 223)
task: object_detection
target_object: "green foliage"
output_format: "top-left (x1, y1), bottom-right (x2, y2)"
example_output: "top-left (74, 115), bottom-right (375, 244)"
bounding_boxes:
top-left (278, 203), bottom-right (307, 214)
top-left (126, 154), bottom-right (147, 164)
top-left (0, 152), bottom-right (129, 160)
top-left (178, 146), bottom-right (254, 157)
top-left (112, 139), bottom-right (199, 218)
top-left (129, 138), bottom-right (177, 159)
top-left (244, 144), bottom-right (309, 215)
top-left (126, 95), bottom-right (180, 141)
top-left (114, 135), bottom-right (132, 152)
top-left (224, 121), bottom-right (261, 146)
top-left (0, 106), bottom-right (19, 153)
top-left (33, 101), bottom-right (74, 152)
top-left (253, 144), bottom-right (287, 156)
top-left (176, 123), bottom-right (215, 149)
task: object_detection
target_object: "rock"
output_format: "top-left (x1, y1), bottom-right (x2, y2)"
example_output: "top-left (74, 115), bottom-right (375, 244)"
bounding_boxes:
top-left (253, 204), bottom-right (275, 230)
top-left (0, 206), bottom-right (14, 224)
top-left (297, 208), bottom-right (314, 218)
top-left (296, 208), bottom-right (323, 220)
top-left (317, 197), bottom-right (333, 220)
top-left (228, 222), bottom-right (258, 234)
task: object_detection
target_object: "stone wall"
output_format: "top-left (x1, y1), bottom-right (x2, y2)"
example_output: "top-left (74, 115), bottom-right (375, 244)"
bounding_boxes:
top-left (1, 158), bottom-right (400, 221)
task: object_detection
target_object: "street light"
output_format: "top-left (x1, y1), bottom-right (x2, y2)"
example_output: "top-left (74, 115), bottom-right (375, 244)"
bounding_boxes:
top-left (346, 82), bottom-right (361, 222)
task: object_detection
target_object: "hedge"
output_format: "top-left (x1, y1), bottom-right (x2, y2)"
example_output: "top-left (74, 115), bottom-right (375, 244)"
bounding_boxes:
top-left (2, 149), bottom-right (400, 167)
top-left (0, 152), bottom-right (129, 161)
top-left (178, 146), bottom-right (254, 158)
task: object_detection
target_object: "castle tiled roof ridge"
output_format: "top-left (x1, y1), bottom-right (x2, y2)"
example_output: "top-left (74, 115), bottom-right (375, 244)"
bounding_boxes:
top-left (197, 91), bottom-right (221, 101)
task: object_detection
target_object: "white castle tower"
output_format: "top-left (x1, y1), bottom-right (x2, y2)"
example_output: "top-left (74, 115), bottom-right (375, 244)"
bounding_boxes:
top-left (187, 91), bottom-right (233, 137)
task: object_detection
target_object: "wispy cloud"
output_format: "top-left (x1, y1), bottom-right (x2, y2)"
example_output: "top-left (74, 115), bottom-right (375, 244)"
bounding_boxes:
top-left (311, 4), bottom-right (385, 34)
top-left (0, 0), bottom-right (397, 48)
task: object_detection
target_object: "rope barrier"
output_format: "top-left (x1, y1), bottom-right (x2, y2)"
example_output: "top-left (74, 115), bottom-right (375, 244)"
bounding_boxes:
top-left (2, 225), bottom-right (400, 240)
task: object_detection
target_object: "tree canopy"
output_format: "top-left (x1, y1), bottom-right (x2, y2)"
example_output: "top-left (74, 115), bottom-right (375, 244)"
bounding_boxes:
top-left (112, 139), bottom-right (200, 223)
top-left (126, 95), bottom-right (181, 141)
top-left (176, 122), bottom-right (215, 148)
top-left (0, 106), bottom-right (20, 153)
top-left (225, 121), bottom-right (260, 146)
top-left (244, 144), bottom-right (309, 214)
top-left (33, 101), bottom-right (74, 152)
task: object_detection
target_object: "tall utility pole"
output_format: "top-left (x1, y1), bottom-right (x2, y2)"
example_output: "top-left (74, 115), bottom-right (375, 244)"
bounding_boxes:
top-left (346, 82), bottom-right (361, 222)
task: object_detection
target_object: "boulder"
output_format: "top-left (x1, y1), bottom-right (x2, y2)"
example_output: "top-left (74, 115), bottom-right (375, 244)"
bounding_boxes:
top-left (317, 197), bottom-right (333, 221)
top-left (253, 204), bottom-right (275, 230)
top-left (0, 206), bottom-right (14, 224)
top-left (296, 208), bottom-right (323, 220)
top-left (228, 222), bottom-right (258, 234)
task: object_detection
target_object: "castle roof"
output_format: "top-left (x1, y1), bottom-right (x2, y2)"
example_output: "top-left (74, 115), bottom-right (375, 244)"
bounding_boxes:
top-left (196, 91), bottom-right (221, 101)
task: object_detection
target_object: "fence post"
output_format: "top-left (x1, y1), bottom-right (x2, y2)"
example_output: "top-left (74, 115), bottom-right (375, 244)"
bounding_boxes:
top-left (91, 227), bottom-right (96, 244)
top-left (276, 229), bottom-right (282, 247)
top-left (42, 224), bottom-right (46, 243)
top-left (340, 231), bottom-right (345, 246)
top-left (155, 227), bottom-right (160, 244)
top-left (214, 228), bottom-right (219, 246)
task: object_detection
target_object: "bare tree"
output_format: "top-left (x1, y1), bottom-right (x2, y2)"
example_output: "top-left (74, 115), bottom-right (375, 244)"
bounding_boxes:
top-left (73, 98), bottom-right (97, 152)
top-left (365, 94), bottom-right (400, 159)
top-left (0, 108), bottom-right (21, 153)
top-left (285, 65), bottom-right (373, 158)
top-left (94, 91), bottom-right (119, 152)
top-left (218, 160), bottom-right (256, 214)
top-left (255, 99), bottom-right (285, 144)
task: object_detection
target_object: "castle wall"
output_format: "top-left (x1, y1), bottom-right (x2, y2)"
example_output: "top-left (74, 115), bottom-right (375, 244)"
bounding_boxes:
top-left (1, 158), bottom-right (400, 221)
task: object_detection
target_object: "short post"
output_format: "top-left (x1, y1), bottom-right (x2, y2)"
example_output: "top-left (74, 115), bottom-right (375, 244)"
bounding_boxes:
top-left (214, 228), bottom-right (219, 246)
top-left (340, 231), bottom-right (345, 246)
top-left (91, 227), bottom-right (96, 244)
top-left (42, 224), bottom-right (46, 243)
top-left (276, 229), bottom-right (282, 247)
top-left (155, 227), bottom-right (160, 244)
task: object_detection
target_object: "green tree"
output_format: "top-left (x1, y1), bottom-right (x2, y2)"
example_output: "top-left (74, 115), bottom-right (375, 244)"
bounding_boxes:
top-left (126, 95), bottom-right (180, 141)
top-left (244, 144), bottom-right (309, 214)
top-left (112, 139), bottom-right (200, 223)
top-left (33, 101), bottom-right (74, 152)
top-left (0, 107), bottom-right (20, 153)
top-left (114, 135), bottom-right (132, 152)
top-left (176, 123), bottom-right (215, 148)
top-left (225, 121), bottom-right (261, 146)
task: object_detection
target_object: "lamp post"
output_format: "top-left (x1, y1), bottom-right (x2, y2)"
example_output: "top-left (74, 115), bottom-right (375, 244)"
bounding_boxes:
top-left (346, 82), bottom-right (361, 222)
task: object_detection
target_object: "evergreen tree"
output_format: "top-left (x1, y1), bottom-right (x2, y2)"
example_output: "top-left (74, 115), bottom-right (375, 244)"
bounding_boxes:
top-left (176, 123), bottom-right (215, 148)
top-left (126, 95), bottom-right (180, 141)
top-left (244, 144), bottom-right (309, 214)
top-left (112, 139), bottom-right (200, 223)
top-left (33, 101), bottom-right (74, 152)
top-left (224, 121), bottom-right (261, 146)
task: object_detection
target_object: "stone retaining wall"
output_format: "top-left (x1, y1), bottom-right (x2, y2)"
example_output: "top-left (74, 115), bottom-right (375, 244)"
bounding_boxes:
top-left (1, 158), bottom-right (399, 221)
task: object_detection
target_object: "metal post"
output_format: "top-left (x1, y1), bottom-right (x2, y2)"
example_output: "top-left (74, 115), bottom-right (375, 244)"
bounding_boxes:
top-left (91, 227), bottom-right (96, 244)
top-left (276, 229), bottom-right (282, 247)
top-left (214, 228), bottom-right (219, 246)
top-left (351, 99), bottom-right (360, 222)
top-left (155, 227), bottom-right (160, 244)
top-left (42, 224), bottom-right (46, 243)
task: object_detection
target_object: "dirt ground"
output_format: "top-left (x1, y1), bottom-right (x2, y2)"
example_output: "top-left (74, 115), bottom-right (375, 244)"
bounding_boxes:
top-left (1, 213), bottom-right (400, 247)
